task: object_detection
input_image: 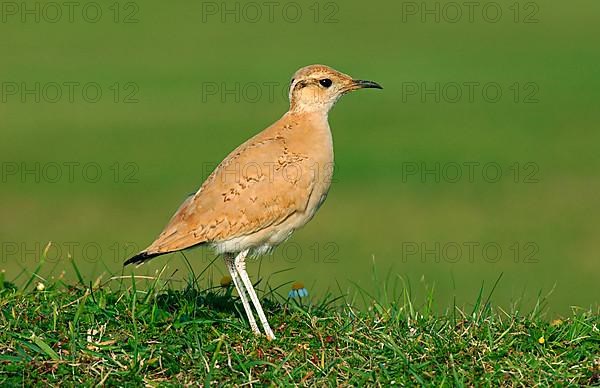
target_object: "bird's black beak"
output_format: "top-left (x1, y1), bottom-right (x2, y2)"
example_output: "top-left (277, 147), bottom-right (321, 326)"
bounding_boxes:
top-left (351, 79), bottom-right (383, 90)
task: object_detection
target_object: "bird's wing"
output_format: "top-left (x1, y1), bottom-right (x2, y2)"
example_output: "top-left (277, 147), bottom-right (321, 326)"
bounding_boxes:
top-left (144, 133), bottom-right (315, 254)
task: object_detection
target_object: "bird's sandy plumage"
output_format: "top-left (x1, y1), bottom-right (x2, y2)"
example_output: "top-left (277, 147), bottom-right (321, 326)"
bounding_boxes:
top-left (125, 65), bottom-right (366, 264)
top-left (125, 110), bottom-right (332, 265)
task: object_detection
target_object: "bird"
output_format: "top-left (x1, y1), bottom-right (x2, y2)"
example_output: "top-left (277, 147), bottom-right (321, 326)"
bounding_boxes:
top-left (124, 64), bottom-right (382, 340)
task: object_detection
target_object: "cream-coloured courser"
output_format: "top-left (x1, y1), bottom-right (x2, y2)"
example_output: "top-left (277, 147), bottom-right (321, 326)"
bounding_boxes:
top-left (125, 64), bottom-right (382, 339)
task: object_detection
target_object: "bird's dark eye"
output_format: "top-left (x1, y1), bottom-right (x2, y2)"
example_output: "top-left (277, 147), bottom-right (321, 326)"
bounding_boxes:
top-left (319, 78), bottom-right (332, 88)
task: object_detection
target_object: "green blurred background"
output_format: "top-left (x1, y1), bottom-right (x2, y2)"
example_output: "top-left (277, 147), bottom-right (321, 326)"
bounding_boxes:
top-left (1, 1), bottom-right (599, 314)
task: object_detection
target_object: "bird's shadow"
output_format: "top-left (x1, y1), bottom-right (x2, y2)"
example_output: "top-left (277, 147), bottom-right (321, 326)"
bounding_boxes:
top-left (153, 286), bottom-right (282, 322)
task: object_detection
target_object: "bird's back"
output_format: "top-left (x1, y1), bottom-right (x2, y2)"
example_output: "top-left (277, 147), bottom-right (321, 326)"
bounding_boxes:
top-left (141, 111), bottom-right (334, 257)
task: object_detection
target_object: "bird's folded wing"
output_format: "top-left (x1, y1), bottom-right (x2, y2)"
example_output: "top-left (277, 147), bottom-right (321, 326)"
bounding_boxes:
top-left (145, 136), bottom-right (315, 254)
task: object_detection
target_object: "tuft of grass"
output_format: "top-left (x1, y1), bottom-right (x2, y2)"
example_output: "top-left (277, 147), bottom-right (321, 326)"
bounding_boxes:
top-left (0, 265), bottom-right (598, 386)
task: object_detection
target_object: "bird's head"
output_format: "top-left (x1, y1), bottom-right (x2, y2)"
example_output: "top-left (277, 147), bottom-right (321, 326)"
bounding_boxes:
top-left (288, 64), bottom-right (382, 114)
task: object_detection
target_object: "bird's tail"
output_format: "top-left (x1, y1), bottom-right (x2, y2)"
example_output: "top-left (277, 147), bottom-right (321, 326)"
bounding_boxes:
top-left (123, 251), bottom-right (165, 266)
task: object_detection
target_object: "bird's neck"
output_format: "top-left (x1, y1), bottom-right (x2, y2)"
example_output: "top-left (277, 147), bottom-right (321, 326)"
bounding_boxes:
top-left (281, 110), bottom-right (333, 159)
top-left (288, 99), bottom-right (336, 115)
top-left (283, 110), bottom-right (330, 131)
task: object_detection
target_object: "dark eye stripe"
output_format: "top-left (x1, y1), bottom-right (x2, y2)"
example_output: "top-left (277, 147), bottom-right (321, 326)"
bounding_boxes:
top-left (293, 80), bottom-right (307, 90)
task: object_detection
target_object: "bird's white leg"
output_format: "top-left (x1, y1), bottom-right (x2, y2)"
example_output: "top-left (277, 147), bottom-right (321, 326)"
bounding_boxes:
top-left (224, 253), bottom-right (260, 335)
top-left (234, 249), bottom-right (276, 340)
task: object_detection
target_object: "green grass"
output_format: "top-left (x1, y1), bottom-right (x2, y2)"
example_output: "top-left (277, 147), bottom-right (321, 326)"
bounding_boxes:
top-left (1, 262), bottom-right (598, 386)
